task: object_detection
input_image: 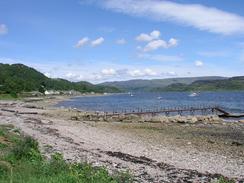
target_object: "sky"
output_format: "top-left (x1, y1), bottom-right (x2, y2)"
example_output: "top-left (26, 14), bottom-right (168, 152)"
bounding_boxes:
top-left (0, 0), bottom-right (244, 83)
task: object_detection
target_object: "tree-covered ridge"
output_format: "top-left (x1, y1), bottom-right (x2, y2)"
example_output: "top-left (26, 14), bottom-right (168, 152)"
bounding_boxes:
top-left (154, 77), bottom-right (244, 92)
top-left (0, 63), bottom-right (120, 95)
top-left (99, 76), bottom-right (226, 92)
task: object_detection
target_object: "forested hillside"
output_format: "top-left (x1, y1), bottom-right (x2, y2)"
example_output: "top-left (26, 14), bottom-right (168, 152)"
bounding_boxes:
top-left (99, 76), bottom-right (226, 92)
top-left (0, 63), bottom-right (120, 96)
top-left (155, 76), bottom-right (244, 91)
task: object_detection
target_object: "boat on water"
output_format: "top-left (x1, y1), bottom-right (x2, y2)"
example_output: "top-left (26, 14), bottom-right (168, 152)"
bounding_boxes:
top-left (128, 92), bottom-right (134, 97)
top-left (157, 96), bottom-right (163, 100)
top-left (188, 92), bottom-right (199, 97)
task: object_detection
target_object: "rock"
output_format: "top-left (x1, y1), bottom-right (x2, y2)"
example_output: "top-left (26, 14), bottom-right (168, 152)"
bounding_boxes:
top-left (173, 116), bottom-right (186, 123)
top-left (71, 116), bottom-right (79, 120)
top-left (196, 116), bottom-right (205, 122)
top-left (98, 117), bottom-right (104, 121)
top-left (177, 120), bottom-right (186, 124)
top-left (231, 141), bottom-right (242, 146)
top-left (169, 115), bottom-right (180, 123)
top-left (158, 116), bottom-right (169, 123)
top-left (150, 116), bottom-right (162, 123)
top-left (190, 117), bottom-right (198, 123)
top-left (209, 115), bottom-right (220, 122)
top-left (207, 140), bottom-right (215, 144)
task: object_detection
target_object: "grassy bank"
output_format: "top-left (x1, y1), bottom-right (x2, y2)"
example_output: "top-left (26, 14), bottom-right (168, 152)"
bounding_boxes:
top-left (0, 125), bottom-right (132, 183)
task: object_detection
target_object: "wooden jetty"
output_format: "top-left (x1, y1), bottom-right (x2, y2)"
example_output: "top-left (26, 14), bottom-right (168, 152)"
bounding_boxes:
top-left (104, 106), bottom-right (243, 118)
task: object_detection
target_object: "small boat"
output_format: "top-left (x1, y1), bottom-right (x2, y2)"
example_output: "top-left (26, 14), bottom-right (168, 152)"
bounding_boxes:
top-left (157, 97), bottom-right (163, 100)
top-left (189, 92), bottom-right (198, 97)
top-left (128, 92), bottom-right (134, 97)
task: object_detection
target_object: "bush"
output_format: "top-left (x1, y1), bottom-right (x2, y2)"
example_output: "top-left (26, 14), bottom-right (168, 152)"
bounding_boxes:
top-left (217, 176), bottom-right (235, 183)
top-left (10, 136), bottom-right (42, 161)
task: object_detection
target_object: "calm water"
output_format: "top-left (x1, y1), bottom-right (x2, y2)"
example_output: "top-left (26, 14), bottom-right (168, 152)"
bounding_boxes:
top-left (56, 92), bottom-right (244, 114)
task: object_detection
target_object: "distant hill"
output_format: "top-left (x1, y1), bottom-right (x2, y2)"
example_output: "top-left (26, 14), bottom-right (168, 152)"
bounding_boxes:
top-left (99, 76), bottom-right (226, 92)
top-left (0, 63), bottom-right (120, 96)
top-left (159, 76), bottom-right (244, 92)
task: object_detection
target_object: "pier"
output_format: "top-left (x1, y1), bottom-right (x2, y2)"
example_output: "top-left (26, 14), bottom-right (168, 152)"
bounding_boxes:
top-left (102, 105), bottom-right (243, 118)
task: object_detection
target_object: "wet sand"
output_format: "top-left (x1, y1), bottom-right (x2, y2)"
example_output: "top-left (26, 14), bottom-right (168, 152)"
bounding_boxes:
top-left (0, 97), bottom-right (243, 182)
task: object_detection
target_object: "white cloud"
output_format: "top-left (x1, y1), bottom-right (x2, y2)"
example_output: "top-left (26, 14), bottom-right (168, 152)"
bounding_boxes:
top-left (101, 68), bottom-right (117, 75)
top-left (136, 33), bottom-right (153, 42)
top-left (143, 38), bottom-right (178, 52)
top-left (0, 24), bottom-right (8, 35)
top-left (150, 30), bottom-right (160, 39)
top-left (136, 30), bottom-right (161, 42)
top-left (128, 69), bottom-right (143, 77)
top-left (64, 72), bottom-right (84, 81)
top-left (44, 72), bottom-right (51, 77)
top-left (168, 38), bottom-right (178, 47)
top-left (144, 68), bottom-right (157, 76)
top-left (166, 71), bottom-right (177, 76)
top-left (75, 37), bottom-right (89, 48)
top-left (128, 68), bottom-right (158, 77)
top-left (99, 0), bottom-right (244, 35)
top-left (116, 38), bottom-right (126, 45)
top-left (195, 60), bottom-right (204, 67)
top-left (75, 37), bottom-right (105, 48)
top-left (139, 53), bottom-right (183, 62)
top-left (144, 39), bottom-right (167, 52)
top-left (91, 37), bottom-right (104, 47)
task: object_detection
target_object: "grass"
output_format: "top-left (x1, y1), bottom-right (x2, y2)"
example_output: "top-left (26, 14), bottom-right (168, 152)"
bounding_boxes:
top-left (0, 94), bottom-right (19, 100)
top-left (0, 125), bottom-right (133, 183)
top-left (216, 177), bottom-right (235, 183)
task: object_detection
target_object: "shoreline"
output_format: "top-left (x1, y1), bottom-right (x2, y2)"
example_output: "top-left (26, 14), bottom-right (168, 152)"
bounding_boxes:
top-left (0, 97), bottom-right (243, 182)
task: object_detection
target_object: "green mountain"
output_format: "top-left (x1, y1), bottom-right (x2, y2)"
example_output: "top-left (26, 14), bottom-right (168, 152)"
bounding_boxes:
top-left (158, 76), bottom-right (244, 91)
top-left (99, 76), bottom-right (226, 92)
top-left (0, 63), bottom-right (120, 95)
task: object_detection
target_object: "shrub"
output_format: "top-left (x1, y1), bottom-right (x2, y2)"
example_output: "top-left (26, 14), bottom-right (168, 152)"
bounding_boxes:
top-left (11, 136), bottom-right (42, 161)
top-left (217, 176), bottom-right (235, 183)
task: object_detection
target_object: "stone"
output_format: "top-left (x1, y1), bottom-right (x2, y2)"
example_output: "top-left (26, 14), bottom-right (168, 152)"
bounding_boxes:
top-left (190, 117), bottom-right (198, 123)
top-left (71, 116), bottom-right (78, 121)
top-left (231, 141), bottom-right (242, 146)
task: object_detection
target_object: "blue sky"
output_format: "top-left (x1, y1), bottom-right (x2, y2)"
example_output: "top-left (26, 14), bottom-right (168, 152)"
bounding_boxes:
top-left (0, 0), bottom-right (244, 83)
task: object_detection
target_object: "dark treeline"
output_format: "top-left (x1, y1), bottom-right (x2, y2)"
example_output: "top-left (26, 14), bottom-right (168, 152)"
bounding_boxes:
top-left (0, 63), bottom-right (120, 96)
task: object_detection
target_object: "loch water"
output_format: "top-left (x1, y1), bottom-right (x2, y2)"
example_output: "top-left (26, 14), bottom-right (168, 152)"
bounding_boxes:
top-left (56, 91), bottom-right (244, 114)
